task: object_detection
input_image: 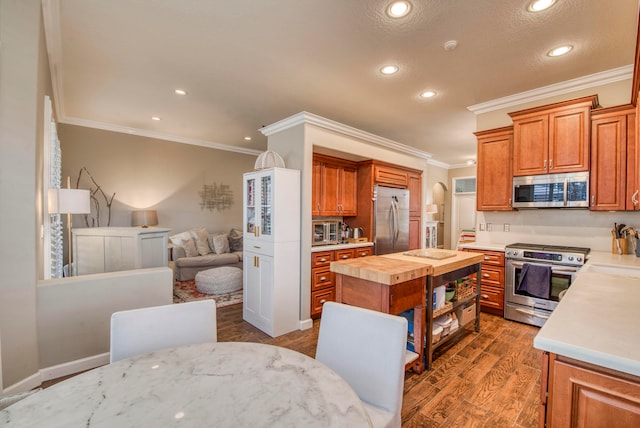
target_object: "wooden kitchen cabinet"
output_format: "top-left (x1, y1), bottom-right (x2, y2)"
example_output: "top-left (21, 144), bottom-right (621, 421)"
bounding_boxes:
top-left (312, 154), bottom-right (358, 216)
top-left (374, 164), bottom-right (408, 188)
top-left (475, 126), bottom-right (513, 211)
top-left (463, 248), bottom-right (505, 316)
top-left (510, 95), bottom-right (598, 176)
top-left (541, 352), bottom-right (640, 427)
top-left (408, 172), bottom-right (422, 250)
top-left (590, 105), bottom-right (636, 211)
top-left (310, 246), bottom-right (372, 319)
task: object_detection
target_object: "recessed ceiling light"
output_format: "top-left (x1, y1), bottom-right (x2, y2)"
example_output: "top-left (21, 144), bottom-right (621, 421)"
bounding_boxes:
top-left (380, 65), bottom-right (399, 75)
top-left (174, 89), bottom-right (187, 95)
top-left (244, 136), bottom-right (252, 141)
top-left (528, 0), bottom-right (556, 12)
top-left (420, 90), bottom-right (437, 98)
top-left (387, 1), bottom-right (411, 18)
top-left (548, 45), bottom-right (573, 57)
top-left (444, 40), bottom-right (458, 51)
top-left (151, 116), bottom-right (161, 121)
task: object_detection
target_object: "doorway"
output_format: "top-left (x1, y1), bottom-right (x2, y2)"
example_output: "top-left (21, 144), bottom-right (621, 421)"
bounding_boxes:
top-left (432, 182), bottom-right (447, 248)
top-left (451, 177), bottom-right (476, 248)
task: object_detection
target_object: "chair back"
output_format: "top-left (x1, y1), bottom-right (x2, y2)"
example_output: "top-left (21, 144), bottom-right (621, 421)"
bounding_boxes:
top-left (110, 300), bottom-right (217, 363)
top-left (315, 302), bottom-right (407, 427)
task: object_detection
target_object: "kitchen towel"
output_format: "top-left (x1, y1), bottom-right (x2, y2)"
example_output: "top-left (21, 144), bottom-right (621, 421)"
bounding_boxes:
top-left (517, 263), bottom-right (552, 299)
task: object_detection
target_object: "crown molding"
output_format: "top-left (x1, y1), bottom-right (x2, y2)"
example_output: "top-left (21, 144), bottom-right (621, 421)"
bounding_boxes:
top-left (467, 65), bottom-right (634, 115)
top-left (260, 111), bottom-right (434, 161)
top-left (60, 116), bottom-right (263, 156)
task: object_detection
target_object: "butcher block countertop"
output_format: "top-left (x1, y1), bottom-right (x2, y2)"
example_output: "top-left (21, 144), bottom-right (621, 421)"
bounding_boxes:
top-left (330, 250), bottom-right (484, 285)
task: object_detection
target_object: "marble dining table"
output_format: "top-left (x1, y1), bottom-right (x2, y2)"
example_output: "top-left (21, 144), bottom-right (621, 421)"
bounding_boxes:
top-left (0, 342), bottom-right (372, 427)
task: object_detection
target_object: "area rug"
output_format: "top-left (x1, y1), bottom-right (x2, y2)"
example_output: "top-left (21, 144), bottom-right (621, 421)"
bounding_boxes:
top-left (173, 279), bottom-right (243, 308)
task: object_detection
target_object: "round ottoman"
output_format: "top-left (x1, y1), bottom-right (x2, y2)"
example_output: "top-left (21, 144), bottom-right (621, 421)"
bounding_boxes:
top-left (195, 267), bottom-right (243, 295)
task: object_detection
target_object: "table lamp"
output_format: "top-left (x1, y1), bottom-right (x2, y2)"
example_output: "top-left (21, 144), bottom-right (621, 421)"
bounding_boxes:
top-left (132, 210), bottom-right (158, 228)
top-left (48, 180), bottom-right (91, 277)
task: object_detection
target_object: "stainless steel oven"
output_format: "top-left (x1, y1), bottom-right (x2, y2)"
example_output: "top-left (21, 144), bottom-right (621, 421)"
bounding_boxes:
top-left (312, 220), bottom-right (341, 246)
top-left (504, 243), bottom-right (589, 327)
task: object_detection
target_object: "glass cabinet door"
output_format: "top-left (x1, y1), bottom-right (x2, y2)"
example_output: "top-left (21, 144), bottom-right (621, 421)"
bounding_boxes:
top-left (246, 177), bottom-right (256, 234)
top-left (260, 174), bottom-right (272, 236)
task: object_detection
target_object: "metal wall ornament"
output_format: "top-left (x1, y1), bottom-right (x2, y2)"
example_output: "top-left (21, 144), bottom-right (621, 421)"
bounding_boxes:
top-left (199, 182), bottom-right (234, 212)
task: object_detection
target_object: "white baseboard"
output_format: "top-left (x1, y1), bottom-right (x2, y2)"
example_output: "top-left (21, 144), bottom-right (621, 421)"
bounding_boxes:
top-left (39, 352), bottom-right (110, 382)
top-left (299, 318), bottom-right (313, 330)
top-left (1, 372), bottom-right (41, 396)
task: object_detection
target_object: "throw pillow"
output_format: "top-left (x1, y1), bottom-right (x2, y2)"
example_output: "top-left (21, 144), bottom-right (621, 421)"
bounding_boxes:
top-left (210, 233), bottom-right (230, 255)
top-left (181, 238), bottom-right (199, 258)
top-left (229, 235), bottom-right (243, 252)
top-left (190, 227), bottom-right (212, 256)
top-left (229, 227), bottom-right (243, 238)
top-left (169, 231), bottom-right (192, 247)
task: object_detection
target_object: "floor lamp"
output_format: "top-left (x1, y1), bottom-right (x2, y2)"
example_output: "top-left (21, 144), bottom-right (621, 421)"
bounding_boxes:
top-left (48, 180), bottom-right (90, 277)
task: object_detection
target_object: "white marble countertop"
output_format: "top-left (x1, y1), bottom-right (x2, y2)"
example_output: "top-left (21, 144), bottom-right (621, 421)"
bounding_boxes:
top-left (458, 242), bottom-right (506, 252)
top-left (534, 251), bottom-right (640, 377)
top-left (312, 242), bottom-right (374, 252)
top-left (0, 342), bottom-right (372, 427)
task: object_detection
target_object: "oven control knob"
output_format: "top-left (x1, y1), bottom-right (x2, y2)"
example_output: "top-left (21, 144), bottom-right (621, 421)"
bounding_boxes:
top-left (568, 256), bottom-right (574, 261)
top-left (577, 257), bottom-right (582, 262)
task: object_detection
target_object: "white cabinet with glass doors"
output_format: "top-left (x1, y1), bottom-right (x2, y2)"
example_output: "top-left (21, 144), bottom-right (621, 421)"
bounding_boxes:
top-left (242, 167), bottom-right (300, 337)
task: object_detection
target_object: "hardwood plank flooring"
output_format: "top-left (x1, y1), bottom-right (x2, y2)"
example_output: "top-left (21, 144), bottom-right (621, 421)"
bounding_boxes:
top-left (216, 304), bottom-right (542, 428)
top-left (44, 303), bottom-right (542, 427)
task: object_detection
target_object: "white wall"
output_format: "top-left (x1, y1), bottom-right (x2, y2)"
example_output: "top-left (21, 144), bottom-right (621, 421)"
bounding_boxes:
top-left (37, 267), bottom-right (173, 380)
top-left (0, 0), bottom-right (45, 391)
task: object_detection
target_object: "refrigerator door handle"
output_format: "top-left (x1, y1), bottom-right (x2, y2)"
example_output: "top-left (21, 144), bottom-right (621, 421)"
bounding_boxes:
top-left (388, 201), bottom-right (396, 246)
top-left (392, 197), bottom-right (399, 245)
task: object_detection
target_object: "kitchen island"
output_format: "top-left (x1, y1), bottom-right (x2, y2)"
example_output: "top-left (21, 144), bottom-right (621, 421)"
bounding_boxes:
top-left (534, 252), bottom-right (640, 427)
top-left (330, 249), bottom-right (484, 372)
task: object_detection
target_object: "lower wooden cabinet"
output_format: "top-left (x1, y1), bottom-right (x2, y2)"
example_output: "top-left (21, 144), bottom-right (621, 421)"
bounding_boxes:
top-left (463, 248), bottom-right (505, 316)
top-left (310, 246), bottom-right (372, 318)
top-left (542, 352), bottom-right (640, 427)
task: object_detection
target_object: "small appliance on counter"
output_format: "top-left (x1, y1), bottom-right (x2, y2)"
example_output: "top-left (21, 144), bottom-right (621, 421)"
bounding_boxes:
top-left (312, 220), bottom-right (340, 246)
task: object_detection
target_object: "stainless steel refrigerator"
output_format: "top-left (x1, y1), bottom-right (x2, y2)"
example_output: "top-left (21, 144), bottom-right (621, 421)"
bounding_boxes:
top-left (373, 185), bottom-right (410, 255)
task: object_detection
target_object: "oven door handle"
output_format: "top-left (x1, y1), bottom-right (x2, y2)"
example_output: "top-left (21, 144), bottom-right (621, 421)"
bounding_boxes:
top-left (515, 308), bottom-right (550, 319)
top-left (509, 261), bottom-right (578, 273)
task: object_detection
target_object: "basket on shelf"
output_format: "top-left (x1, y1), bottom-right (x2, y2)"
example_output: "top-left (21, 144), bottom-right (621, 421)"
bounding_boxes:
top-left (254, 150), bottom-right (285, 170)
top-left (455, 277), bottom-right (476, 301)
top-left (433, 302), bottom-right (453, 318)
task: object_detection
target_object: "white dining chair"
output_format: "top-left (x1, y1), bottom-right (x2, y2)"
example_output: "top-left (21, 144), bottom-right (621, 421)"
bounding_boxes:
top-left (315, 301), bottom-right (408, 428)
top-left (110, 300), bottom-right (217, 363)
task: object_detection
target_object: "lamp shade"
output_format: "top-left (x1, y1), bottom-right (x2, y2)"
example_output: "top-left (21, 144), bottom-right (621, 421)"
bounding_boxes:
top-left (426, 204), bottom-right (438, 214)
top-left (48, 188), bottom-right (91, 214)
top-left (132, 210), bottom-right (158, 227)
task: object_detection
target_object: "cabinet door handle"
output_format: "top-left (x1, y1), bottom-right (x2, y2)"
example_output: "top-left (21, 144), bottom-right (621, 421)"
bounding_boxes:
top-left (482, 273), bottom-right (490, 278)
top-left (543, 159), bottom-right (547, 170)
top-left (591, 195), bottom-right (595, 206)
top-left (253, 245), bottom-right (261, 249)
top-left (320, 299), bottom-right (327, 304)
top-left (549, 159), bottom-right (553, 170)
top-left (632, 190), bottom-right (639, 206)
top-left (481, 294), bottom-right (489, 299)
top-left (320, 276), bottom-right (327, 281)
top-left (484, 256), bottom-right (491, 261)
top-left (319, 258), bottom-right (327, 262)
top-left (341, 255), bottom-right (349, 259)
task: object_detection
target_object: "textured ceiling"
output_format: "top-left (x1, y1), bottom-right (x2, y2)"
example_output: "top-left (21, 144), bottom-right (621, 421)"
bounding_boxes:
top-left (43, 0), bottom-right (639, 167)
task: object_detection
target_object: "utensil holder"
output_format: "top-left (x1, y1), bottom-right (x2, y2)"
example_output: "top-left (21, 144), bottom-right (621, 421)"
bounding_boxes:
top-left (612, 237), bottom-right (630, 255)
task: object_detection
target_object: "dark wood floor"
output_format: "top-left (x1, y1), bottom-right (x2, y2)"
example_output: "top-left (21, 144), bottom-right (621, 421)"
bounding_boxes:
top-left (44, 303), bottom-right (541, 427)
top-left (217, 304), bottom-right (541, 428)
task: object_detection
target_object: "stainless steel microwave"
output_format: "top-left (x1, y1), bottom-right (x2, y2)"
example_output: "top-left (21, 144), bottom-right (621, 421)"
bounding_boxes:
top-left (312, 220), bottom-right (341, 246)
top-left (512, 172), bottom-right (589, 209)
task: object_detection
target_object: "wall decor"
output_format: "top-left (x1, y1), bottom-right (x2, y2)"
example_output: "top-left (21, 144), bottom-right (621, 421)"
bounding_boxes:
top-left (76, 167), bottom-right (116, 227)
top-left (198, 182), bottom-right (234, 212)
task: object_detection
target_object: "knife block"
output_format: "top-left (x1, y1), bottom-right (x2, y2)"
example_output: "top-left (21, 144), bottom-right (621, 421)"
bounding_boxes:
top-left (612, 237), bottom-right (630, 254)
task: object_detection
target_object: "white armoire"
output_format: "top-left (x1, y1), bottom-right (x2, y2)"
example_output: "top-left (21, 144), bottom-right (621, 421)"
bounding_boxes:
top-left (243, 167), bottom-right (301, 337)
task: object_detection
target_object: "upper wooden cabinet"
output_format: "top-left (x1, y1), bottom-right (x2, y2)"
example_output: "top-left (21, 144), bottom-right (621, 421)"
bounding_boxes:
top-left (374, 165), bottom-right (408, 188)
top-left (509, 95), bottom-right (598, 176)
top-left (312, 154), bottom-right (357, 216)
top-left (475, 126), bottom-right (513, 211)
top-left (590, 106), bottom-right (635, 211)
